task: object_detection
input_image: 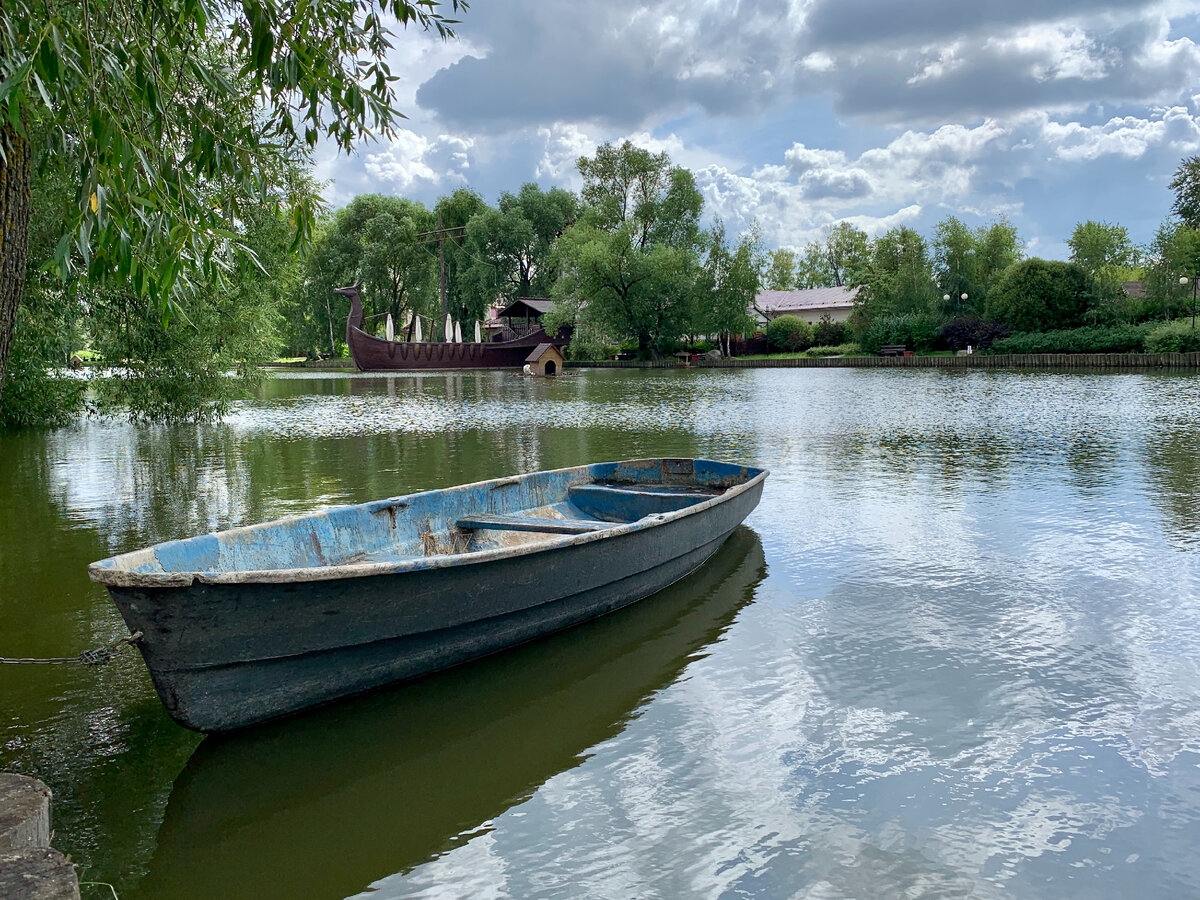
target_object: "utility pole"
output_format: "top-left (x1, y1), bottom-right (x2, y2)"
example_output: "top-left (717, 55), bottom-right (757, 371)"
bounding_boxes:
top-left (415, 219), bottom-right (466, 341)
top-left (437, 211), bottom-right (447, 340)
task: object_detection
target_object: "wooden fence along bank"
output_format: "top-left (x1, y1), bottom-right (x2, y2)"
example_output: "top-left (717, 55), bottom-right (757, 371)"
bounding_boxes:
top-left (571, 352), bottom-right (1200, 370)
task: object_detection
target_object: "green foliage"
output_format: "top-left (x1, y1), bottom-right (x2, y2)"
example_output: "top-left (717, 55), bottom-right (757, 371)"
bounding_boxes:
top-left (1068, 220), bottom-right (1135, 302)
top-left (89, 288), bottom-right (262, 423)
top-left (931, 216), bottom-right (1022, 315)
top-left (763, 248), bottom-right (796, 290)
top-left (86, 177), bottom-right (304, 422)
top-left (0, 0), bottom-right (463, 315)
top-left (0, 121), bottom-right (87, 426)
top-left (288, 194), bottom-right (436, 353)
top-left (435, 187), bottom-right (489, 322)
top-left (554, 142), bottom-right (704, 354)
top-left (1145, 319), bottom-right (1200, 353)
top-left (1068, 220), bottom-right (1134, 275)
top-left (805, 342), bottom-right (859, 357)
top-left (813, 314), bottom-right (846, 346)
top-left (860, 226), bottom-right (937, 318)
top-left (796, 240), bottom-right (836, 288)
top-left (553, 225), bottom-right (699, 355)
top-left (461, 183), bottom-right (576, 313)
top-left (938, 316), bottom-right (1009, 351)
top-left (976, 220), bottom-right (1024, 287)
top-left (1170, 156), bottom-right (1200, 230)
top-left (858, 313), bottom-right (943, 354)
top-left (0, 315), bottom-right (85, 428)
top-left (985, 258), bottom-right (1093, 333)
top-left (1143, 222), bottom-right (1200, 321)
top-left (576, 141), bottom-right (702, 249)
top-left (695, 221), bottom-right (759, 354)
top-left (765, 315), bottom-right (814, 352)
top-left (988, 323), bottom-right (1153, 355)
top-left (824, 223), bottom-right (870, 287)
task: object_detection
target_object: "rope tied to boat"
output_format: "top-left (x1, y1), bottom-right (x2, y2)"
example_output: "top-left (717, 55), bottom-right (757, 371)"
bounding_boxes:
top-left (0, 631), bottom-right (143, 666)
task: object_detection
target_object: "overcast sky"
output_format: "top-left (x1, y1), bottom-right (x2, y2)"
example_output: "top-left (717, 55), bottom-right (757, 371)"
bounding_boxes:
top-left (313, 0), bottom-right (1200, 259)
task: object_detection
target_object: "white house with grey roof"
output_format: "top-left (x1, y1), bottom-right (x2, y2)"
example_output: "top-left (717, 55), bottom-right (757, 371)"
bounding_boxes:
top-left (752, 286), bottom-right (860, 325)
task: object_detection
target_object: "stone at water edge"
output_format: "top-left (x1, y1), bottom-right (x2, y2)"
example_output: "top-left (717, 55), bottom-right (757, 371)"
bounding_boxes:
top-left (0, 774), bottom-right (50, 851)
top-left (0, 775), bottom-right (81, 899)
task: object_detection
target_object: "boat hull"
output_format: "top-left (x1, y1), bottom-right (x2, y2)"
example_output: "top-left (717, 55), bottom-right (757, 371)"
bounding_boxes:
top-left (340, 283), bottom-right (567, 371)
top-left (347, 330), bottom-right (558, 371)
top-left (94, 459), bottom-right (766, 732)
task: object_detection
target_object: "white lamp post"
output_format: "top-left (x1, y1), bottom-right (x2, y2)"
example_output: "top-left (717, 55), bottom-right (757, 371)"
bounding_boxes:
top-left (1181, 276), bottom-right (1197, 329)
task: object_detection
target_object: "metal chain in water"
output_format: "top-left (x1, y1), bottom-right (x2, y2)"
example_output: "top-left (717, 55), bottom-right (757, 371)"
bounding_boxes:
top-left (0, 631), bottom-right (143, 666)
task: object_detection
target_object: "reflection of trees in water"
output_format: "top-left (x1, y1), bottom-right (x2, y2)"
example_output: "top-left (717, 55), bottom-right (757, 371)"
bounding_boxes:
top-left (0, 431), bottom-right (202, 895)
top-left (1063, 434), bottom-right (1119, 493)
top-left (815, 428), bottom-right (1018, 497)
top-left (1145, 428), bottom-right (1200, 546)
top-left (39, 372), bottom-right (764, 555)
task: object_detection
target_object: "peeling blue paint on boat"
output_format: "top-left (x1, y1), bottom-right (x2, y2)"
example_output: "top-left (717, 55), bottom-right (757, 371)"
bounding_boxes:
top-left (88, 458), bottom-right (767, 732)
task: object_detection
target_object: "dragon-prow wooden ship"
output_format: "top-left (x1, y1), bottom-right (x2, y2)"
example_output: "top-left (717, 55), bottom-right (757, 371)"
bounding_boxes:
top-left (337, 283), bottom-right (568, 372)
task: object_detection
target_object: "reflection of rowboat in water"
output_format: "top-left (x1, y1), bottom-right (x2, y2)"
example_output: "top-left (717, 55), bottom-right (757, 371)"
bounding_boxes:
top-left (339, 284), bottom-right (569, 371)
top-left (135, 528), bottom-right (766, 900)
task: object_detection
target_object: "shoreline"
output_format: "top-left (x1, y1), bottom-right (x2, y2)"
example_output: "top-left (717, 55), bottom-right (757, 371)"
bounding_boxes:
top-left (569, 351), bottom-right (1200, 370)
top-left (264, 350), bottom-right (1200, 373)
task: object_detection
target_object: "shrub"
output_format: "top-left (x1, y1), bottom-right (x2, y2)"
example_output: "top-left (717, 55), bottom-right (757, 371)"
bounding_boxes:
top-left (1144, 320), bottom-right (1200, 353)
top-left (939, 316), bottom-right (1010, 351)
top-left (804, 342), bottom-right (861, 357)
top-left (985, 258), bottom-right (1092, 332)
top-left (0, 363), bottom-right (86, 428)
top-left (813, 314), bottom-right (846, 347)
top-left (765, 315), bottom-right (815, 352)
top-left (858, 313), bottom-right (944, 354)
top-left (988, 323), bottom-right (1153, 355)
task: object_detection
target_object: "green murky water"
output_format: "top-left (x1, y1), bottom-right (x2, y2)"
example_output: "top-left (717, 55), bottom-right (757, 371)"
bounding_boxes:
top-left (3, 367), bottom-right (1200, 898)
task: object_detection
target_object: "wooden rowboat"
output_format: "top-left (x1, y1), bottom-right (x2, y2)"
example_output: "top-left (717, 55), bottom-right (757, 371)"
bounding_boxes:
top-left (88, 458), bottom-right (767, 732)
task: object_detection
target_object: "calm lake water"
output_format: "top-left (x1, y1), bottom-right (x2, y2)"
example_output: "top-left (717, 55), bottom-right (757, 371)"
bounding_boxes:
top-left (3, 367), bottom-right (1200, 899)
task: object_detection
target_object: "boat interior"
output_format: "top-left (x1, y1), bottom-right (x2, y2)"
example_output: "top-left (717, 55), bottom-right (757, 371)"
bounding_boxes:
top-left (91, 459), bottom-right (763, 578)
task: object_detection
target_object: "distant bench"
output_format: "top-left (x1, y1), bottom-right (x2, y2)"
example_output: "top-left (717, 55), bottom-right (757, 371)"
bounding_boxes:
top-left (878, 345), bottom-right (908, 357)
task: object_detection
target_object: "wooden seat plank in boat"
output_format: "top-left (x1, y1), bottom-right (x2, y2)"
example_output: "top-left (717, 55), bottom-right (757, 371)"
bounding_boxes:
top-left (456, 514), bottom-right (610, 534)
top-left (567, 484), bottom-right (719, 521)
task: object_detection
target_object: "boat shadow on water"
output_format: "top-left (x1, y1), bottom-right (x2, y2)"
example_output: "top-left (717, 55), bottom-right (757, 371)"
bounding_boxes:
top-left (135, 526), bottom-right (767, 900)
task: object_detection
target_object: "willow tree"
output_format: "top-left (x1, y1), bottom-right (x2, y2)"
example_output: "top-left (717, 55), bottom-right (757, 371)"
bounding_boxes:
top-left (461, 183), bottom-right (577, 313)
top-left (553, 142), bottom-right (704, 354)
top-left (0, 0), bottom-right (465, 393)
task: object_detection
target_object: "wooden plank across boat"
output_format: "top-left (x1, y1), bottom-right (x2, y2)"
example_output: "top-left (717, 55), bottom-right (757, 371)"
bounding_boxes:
top-left (88, 458), bottom-right (767, 732)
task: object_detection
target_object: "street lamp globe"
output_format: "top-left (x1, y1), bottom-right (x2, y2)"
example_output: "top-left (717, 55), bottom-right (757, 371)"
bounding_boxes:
top-left (1181, 276), bottom-right (1190, 286)
top-left (943, 294), bottom-right (950, 302)
top-left (961, 293), bottom-right (968, 301)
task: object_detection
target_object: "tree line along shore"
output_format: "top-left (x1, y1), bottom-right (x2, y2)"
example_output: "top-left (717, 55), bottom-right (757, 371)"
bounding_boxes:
top-left (4, 0), bottom-right (1199, 428)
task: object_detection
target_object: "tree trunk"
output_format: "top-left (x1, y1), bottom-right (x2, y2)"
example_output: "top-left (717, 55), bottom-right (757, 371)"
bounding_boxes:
top-left (0, 122), bottom-right (33, 393)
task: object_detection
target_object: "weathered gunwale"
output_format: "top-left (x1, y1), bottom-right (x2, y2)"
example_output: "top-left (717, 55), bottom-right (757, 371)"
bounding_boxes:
top-left (88, 462), bottom-right (768, 589)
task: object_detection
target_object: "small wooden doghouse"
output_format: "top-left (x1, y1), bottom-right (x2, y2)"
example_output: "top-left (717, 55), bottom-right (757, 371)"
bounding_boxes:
top-left (525, 342), bottom-right (565, 376)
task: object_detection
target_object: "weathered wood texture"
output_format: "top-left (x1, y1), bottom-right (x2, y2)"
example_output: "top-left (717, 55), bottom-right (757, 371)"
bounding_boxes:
top-left (91, 458), bottom-right (767, 732)
top-left (0, 775), bottom-right (50, 851)
top-left (0, 850), bottom-right (80, 900)
top-left (0, 122), bottom-right (33, 390)
top-left (0, 775), bottom-right (80, 900)
top-left (572, 352), bottom-right (1200, 370)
